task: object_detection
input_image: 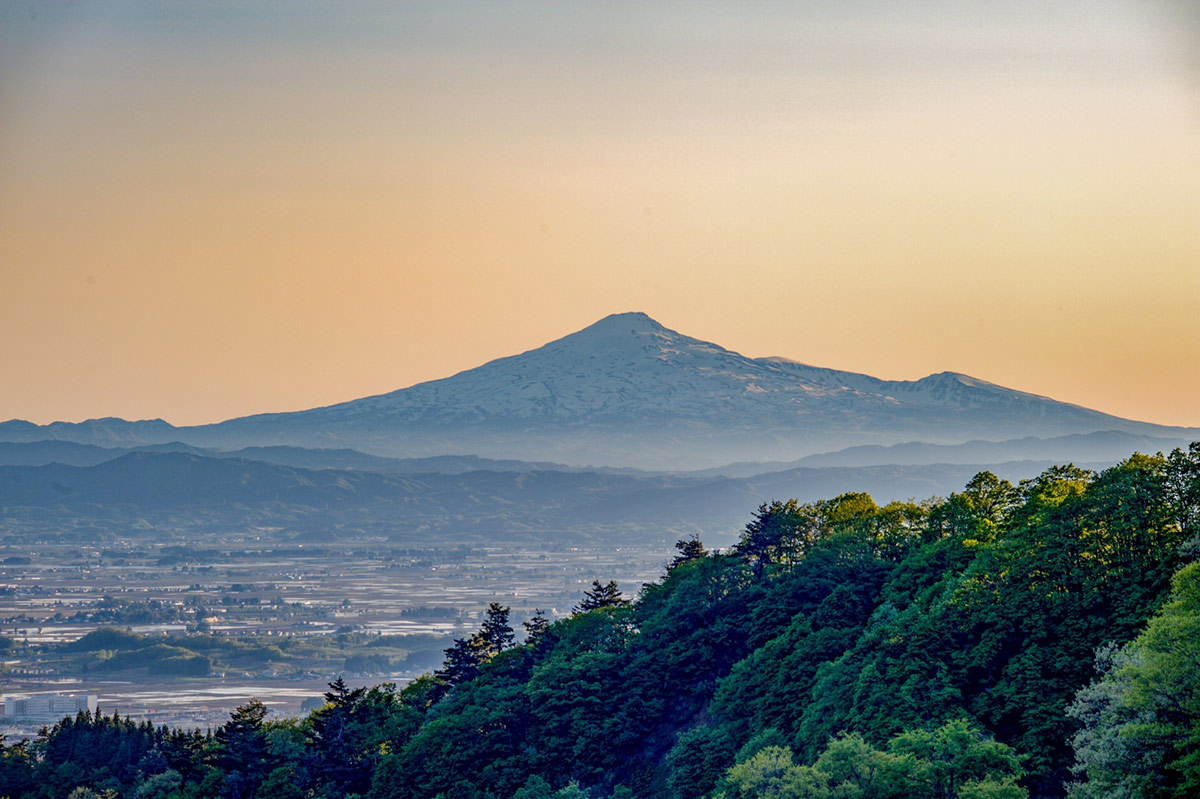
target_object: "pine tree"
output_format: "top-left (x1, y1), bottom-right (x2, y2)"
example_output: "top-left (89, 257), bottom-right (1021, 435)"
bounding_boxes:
top-left (523, 609), bottom-right (551, 645)
top-left (436, 636), bottom-right (486, 685)
top-left (574, 580), bottom-right (629, 613)
top-left (216, 700), bottom-right (269, 799)
top-left (309, 678), bottom-right (370, 797)
top-left (668, 535), bottom-right (707, 572)
top-left (737, 499), bottom-right (811, 576)
top-left (323, 676), bottom-right (366, 708)
top-left (478, 602), bottom-right (515, 656)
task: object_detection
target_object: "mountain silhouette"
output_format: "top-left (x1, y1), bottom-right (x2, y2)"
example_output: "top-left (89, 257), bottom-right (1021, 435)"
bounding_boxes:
top-left (3, 313), bottom-right (1194, 468)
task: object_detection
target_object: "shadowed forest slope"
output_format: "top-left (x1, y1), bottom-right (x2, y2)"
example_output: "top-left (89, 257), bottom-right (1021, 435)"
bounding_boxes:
top-left (2, 443), bottom-right (1197, 799)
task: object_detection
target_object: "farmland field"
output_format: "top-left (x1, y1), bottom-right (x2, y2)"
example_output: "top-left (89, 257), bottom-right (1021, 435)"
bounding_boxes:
top-left (1, 535), bottom-right (671, 737)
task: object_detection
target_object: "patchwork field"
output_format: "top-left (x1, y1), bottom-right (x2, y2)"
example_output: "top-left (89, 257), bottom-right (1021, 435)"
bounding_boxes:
top-left (0, 536), bottom-right (671, 737)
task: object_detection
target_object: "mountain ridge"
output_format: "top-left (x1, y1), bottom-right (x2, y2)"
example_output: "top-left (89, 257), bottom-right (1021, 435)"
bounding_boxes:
top-left (3, 312), bottom-right (1195, 469)
top-left (0, 448), bottom-right (1123, 547)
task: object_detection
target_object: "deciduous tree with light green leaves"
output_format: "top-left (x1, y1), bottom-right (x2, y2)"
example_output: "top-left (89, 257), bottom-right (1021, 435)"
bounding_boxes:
top-left (714, 719), bottom-right (1025, 799)
top-left (1067, 560), bottom-right (1200, 799)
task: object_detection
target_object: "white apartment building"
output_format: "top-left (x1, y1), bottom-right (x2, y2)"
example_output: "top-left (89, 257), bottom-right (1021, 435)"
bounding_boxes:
top-left (3, 693), bottom-right (99, 723)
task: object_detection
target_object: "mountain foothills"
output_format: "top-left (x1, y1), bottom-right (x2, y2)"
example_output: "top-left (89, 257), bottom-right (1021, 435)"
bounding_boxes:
top-left (0, 447), bottom-right (1140, 548)
top-left (2, 444), bottom-right (1198, 799)
top-left (3, 313), bottom-right (1196, 469)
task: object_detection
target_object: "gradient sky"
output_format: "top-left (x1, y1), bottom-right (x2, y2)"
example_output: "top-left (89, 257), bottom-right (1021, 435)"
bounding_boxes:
top-left (2, 1), bottom-right (1198, 429)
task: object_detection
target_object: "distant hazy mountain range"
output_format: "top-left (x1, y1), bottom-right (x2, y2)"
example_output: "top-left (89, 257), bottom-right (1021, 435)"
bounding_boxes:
top-left (0, 449), bottom-right (1126, 548)
top-left (3, 312), bottom-right (1195, 469)
top-left (0, 430), bottom-right (1190, 479)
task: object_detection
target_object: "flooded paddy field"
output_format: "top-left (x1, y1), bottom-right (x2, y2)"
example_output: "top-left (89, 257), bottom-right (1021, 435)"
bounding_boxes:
top-left (0, 674), bottom-right (383, 740)
top-left (0, 538), bottom-right (670, 638)
top-left (0, 535), bottom-right (672, 736)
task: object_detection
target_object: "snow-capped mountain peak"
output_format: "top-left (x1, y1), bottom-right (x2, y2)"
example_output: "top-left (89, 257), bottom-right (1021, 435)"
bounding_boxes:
top-left (224, 312), bottom-right (1156, 443)
top-left (6, 313), bottom-right (1192, 468)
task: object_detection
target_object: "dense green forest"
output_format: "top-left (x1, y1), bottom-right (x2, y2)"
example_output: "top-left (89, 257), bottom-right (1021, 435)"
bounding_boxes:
top-left (2, 445), bottom-right (1197, 799)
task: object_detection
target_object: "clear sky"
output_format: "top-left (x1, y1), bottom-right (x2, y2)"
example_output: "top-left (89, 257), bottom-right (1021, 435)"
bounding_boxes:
top-left (2, 1), bottom-right (1197, 428)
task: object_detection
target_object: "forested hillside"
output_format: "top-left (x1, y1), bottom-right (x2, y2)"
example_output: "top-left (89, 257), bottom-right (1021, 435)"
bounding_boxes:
top-left (2, 444), bottom-right (1197, 799)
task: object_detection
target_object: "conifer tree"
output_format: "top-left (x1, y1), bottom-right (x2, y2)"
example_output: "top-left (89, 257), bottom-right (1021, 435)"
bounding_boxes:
top-left (668, 535), bottom-right (707, 572)
top-left (574, 580), bottom-right (629, 613)
top-left (478, 602), bottom-right (515, 656)
top-left (309, 678), bottom-right (370, 796)
top-left (523, 608), bottom-right (551, 646)
top-left (436, 636), bottom-right (486, 685)
top-left (216, 699), bottom-right (269, 799)
top-left (737, 499), bottom-right (811, 576)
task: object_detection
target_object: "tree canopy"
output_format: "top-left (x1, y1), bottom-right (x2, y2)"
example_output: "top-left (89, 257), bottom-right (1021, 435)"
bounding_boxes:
top-left (2, 444), bottom-right (1196, 799)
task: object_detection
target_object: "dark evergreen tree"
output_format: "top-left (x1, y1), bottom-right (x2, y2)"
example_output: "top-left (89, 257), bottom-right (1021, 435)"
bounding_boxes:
top-left (736, 499), bottom-right (815, 576)
top-left (161, 727), bottom-right (211, 785)
top-left (316, 676), bottom-right (367, 716)
top-left (479, 602), bottom-right (516, 656)
top-left (0, 734), bottom-right (35, 797)
top-left (307, 678), bottom-right (372, 798)
top-left (668, 535), bottom-right (707, 572)
top-left (215, 699), bottom-right (269, 799)
top-left (436, 636), bottom-right (486, 685)
top-left (524, 609), bottom-right (552, 648)
top-left (574, 580), bottom-right (629, 613)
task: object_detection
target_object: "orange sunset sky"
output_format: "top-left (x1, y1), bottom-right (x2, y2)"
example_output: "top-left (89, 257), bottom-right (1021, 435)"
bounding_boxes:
top-left (2, 1), bottom-right (1198, 429)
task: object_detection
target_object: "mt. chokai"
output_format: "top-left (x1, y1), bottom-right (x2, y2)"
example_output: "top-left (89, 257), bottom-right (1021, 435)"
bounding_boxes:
top-left (3, 312), bottom-right (1196, 470)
